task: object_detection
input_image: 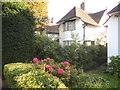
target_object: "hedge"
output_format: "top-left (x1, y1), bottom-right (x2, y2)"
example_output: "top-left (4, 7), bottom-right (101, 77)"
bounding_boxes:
top-left (2, 2), bottom-right (35, 65)
top-left (4, 63), bottom-right (67, 88)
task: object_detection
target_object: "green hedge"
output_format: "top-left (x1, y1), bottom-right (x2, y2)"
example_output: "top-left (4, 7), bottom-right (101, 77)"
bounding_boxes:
top-left (2, 2), bottom-right (35, 65)
top-left (4, 63), bottom-right (67, 88)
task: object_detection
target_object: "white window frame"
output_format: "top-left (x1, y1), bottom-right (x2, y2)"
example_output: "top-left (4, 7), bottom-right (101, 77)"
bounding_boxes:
top-left (63, 20), bottom-right (76, 31)
top-left (63, 40), bottom-right (73, 46)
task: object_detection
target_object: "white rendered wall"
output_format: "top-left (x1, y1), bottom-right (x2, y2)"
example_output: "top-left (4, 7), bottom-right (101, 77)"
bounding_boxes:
top-left (107, 16), bottom-right (119, 63)
top-left (59, 18), bottom-right (84, 46)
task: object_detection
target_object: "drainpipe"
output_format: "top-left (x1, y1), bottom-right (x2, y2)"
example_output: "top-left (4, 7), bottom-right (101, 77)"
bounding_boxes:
top-left (82, 23), bottom-right (87, 44)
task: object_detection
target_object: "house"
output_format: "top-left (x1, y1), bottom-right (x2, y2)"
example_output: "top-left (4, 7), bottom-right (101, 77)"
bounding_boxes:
top-left (57, 6), bottom-right (107, 46)
top-left (35, 20), bottom-right (59, 41)
top-left (105, 3), bottom-right (120, 63)
top-left (44, 24), bottom-right (59, 40)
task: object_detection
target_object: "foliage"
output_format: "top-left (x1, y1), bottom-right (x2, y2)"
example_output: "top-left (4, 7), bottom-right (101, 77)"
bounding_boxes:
top-left (26, 2), bottom-right (48, 30)
top-left (34, 35), bottom-right (107, 71)
top-left (91, 72), bottom-right (120, 88)
top-left (2, 2), bottom-right (35, 65)
top-left (61, 44), bottom-right (107, 70)
top-left (34, 35), bottom-right (62, 60)
top-left (31, 58), bottom-right (110, 88)
top-left (107, 55), bottom-right (120, 77)
top-left (4, 63), bottom-right (67, 88)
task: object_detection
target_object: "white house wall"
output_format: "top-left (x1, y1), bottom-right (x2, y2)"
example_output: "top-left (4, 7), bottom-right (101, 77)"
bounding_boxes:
top-left (107, 15), bottom-right (119, 63)
top-left (59, 18), bottom-right (84, 46)
top-left (118, 16), bottom-right (120, 55)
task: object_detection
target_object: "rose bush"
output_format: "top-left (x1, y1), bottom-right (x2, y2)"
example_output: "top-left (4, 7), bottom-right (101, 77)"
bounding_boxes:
top-left (32, 57), bottom-right (82, 87)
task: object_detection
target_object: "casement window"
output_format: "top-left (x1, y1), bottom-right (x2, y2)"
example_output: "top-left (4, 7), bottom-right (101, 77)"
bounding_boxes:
top-left (63, 40), bottom-right (73, 46)
top-left (63, 20), bottom-right (76, 31)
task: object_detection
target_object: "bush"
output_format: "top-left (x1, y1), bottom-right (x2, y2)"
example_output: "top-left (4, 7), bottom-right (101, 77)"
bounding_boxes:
top-left (33, 35), bottom-right (107, 71)
top-left (2, 2), bottom-right (35, 65)
top-left (31, 57), bottom-right (109, 88)
top-left (32, 57), bottom-right (116, 88)
top-left (34, 35), bottom-right (62, 60)
top-left (60, 44), bottom-right (107, 71)
top-left (107, 55), bottom-right (120, 77)
top-left (70, 73), bottom-right (109, 88)
top-left (4, 63), bottom-right (67, 88)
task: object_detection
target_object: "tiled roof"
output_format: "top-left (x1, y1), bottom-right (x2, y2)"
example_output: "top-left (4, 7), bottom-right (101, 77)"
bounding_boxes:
top-left (44, 24), bottom-right (59, 34)
top-left (57, 7), bottom-right (99, 26)
top-left (89, 10), bottom-right (106, 24)
top-left (108, 3), bottom-right (120, 14)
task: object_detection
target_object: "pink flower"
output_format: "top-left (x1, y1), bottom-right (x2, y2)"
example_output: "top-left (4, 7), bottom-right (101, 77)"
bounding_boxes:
top-left (44, 59), bottom-right (48, 62)
top-left (63, 62), bottom-right (70, 66)
top-left (74, 69), bottom-right (78, 72)
top-left (46, 65), bottom-right (54, 71)
top-left (47, 58), bottom-right (50, 60)
top-left (63, 62), bottom-right (70, 65)
top-left (68, 74), bottom-right (72, 76)
top-left (65, 67), bottom-right (69, 69)
top-left (57, 69), bottom-right (65, 74)
top-left (33, 57), bottom-right (39, 63)
top-left (65, 77), bottom-right (68, 79)
top-left (41, 60), bottom-right (44, 62)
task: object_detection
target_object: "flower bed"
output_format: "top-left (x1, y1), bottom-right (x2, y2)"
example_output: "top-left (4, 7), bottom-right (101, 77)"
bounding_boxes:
top-left (31, 57), bottom-right (110, 88)
top-left (4, 63), bottom-right (67, 88)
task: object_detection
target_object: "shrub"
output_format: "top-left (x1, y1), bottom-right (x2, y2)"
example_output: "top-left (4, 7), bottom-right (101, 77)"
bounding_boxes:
top-left (34, 35), bottom-right (62, 60)
top-left (107, 55), bottom-right (120, 77)
top-left (60, 44), bottom-right (107, 71)
top-left (33, 35), bottom-right (107, 71)
top-left (4, 63), bottom-right (67, 88)
top-left (32, 57), bottom-right (110, 88)
top-left (71, 73), bottom-right (109, 88)
top-left (2, 2), bottom-right (35, 65)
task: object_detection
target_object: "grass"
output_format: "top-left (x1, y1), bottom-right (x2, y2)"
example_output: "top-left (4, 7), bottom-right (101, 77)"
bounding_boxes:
top-left (90, 72), bottom-right (120, 88)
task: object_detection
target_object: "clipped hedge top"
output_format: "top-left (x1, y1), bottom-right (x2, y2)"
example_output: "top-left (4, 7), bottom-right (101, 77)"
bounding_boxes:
top-left (4, 63), bottom-right (67, 88)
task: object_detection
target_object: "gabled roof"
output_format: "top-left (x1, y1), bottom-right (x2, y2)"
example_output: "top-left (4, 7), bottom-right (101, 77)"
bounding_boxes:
top-left (89, 10), bottom-right (106, 24)
top-left (57, 7), bottom-right (99, 27)
top-left (108, 3), bottom-right (120, 14)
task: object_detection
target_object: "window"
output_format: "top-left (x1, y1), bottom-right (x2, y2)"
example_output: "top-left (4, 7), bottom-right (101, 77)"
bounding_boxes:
top-left (63, 20), bottom-right (75, 31)
top-left (63, 40), bottom-right (73, 46)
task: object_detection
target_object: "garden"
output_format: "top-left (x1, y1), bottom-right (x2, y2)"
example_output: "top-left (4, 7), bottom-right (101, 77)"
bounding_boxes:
top-left (3, 35), bottom-right (120, 88)
top-left (2, 2), bottom-right (120, 89)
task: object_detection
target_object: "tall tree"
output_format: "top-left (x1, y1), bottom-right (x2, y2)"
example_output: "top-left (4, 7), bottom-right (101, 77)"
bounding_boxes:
top-left (26, 2), bottom-right (48, 29)
top-left (2, 2), bottom-right (35, 65)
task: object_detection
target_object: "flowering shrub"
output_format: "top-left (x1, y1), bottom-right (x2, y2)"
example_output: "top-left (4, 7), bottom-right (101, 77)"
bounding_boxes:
top-left (32, 57), bottom-right (80, 88)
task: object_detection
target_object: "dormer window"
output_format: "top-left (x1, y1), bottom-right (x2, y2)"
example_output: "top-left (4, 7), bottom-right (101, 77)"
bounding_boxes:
top-left (63, 20), bottom-right (76, 31)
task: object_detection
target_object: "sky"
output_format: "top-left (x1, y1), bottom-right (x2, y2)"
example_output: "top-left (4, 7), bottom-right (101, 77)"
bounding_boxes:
top-left (48, 0), bottom-right (120, 23)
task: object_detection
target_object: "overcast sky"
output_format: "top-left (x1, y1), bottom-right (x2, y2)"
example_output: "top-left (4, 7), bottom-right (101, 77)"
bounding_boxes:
top-left (48, 0), bottom-right (119, 23)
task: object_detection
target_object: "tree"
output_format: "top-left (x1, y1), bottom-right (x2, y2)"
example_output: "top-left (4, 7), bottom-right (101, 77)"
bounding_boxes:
top-left (2, 2), bottom-right (35, 64)
top-left (26, 2), bottom-right (48, 30)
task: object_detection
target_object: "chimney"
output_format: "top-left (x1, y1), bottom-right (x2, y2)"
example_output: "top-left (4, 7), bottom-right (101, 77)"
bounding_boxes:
top-left (51, 17), bottom-right (54, 23)
top-left (80, 1), bottom-right (85, 10)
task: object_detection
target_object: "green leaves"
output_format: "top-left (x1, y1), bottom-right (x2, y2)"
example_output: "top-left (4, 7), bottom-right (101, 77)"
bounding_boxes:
top-left (4, 63), bottom-right (67, 88)
top-left (2, 2), bottom-right (35, 65)
top-left (107, 55), bottom-right (120, 76)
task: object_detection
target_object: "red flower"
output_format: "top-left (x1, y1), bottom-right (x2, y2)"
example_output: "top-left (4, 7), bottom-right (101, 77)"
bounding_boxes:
top-left (33, 57), bottom-right (39, 63)
top-left (74, 69), bottom-right (78, 72)
top-left (57, 69), bottom-right (65, 74)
